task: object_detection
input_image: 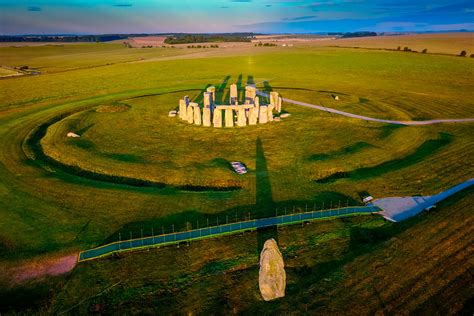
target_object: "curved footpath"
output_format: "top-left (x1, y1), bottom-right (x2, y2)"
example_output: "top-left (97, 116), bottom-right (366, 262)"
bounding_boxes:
top-left (256, 91), bottom-right (474, 125)
top-left (372, 178), bottom-right (474, 222)
top-left (78, 206), bottom-right (378, 262)
top-left (77, 179), bottom-right (473, 262)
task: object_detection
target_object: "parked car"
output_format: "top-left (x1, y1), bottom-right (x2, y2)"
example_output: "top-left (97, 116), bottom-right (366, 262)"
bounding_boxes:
top-left (230, 161), bottom-right (247, 175)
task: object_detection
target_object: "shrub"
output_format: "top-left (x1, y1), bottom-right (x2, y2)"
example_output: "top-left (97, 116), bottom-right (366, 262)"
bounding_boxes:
top-left (470, 54), bottom-right (474, 58)
top-left (422, 48), bottom-right (427, 54)
top-left (403, 47), bottom-right (411, 52)
top-left (459, 50), bottom-right (467, 57)
top-left (397, 46), bottom-right (401, 50)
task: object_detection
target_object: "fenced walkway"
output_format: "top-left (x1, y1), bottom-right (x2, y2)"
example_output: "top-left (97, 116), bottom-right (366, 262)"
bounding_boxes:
top-left (78, 205), bottom-right (379, 262)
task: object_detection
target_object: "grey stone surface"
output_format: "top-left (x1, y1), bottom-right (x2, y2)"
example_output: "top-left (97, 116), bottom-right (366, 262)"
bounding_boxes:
top-left (259, 239), bottom-right (286, 301)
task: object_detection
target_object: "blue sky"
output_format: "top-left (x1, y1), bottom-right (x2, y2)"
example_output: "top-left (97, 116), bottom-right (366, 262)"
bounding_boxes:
top-left (1, 0), bottom-right (473, 35)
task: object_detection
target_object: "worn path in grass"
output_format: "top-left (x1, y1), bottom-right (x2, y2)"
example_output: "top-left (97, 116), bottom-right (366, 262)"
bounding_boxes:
top-left (373, 178), bottom-right (474, 222)
top-left (257, 91), bottom-right (474, 125)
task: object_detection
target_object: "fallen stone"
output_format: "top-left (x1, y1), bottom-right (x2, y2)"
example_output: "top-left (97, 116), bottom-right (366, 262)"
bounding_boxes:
top-left (67, 132), bottom-right (80, 138)
top-left (168, 110), bottom-right (177, 117)
top-left (259, 239), bottom-right (286, 301)
top-left (280, 113), bottom-right (291, 118)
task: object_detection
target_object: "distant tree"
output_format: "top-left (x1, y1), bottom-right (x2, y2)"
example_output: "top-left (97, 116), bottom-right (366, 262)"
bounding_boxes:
top-left (459, 50), bottom-right (467, 57)
top-left (403, 46), bottom-right (410, 52)
top-left (470, 54), bottom-right (474, 58)
top-left (422, 48), bottom-right (427, 53)
top-left (397, 46), bottom-right (401, 50)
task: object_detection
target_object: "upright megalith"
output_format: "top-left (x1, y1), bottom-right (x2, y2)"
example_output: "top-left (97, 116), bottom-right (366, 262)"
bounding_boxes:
top-left (245, 85), bottom-right (256, 104)
top-left (176, 84), bottom-right (285, 128)
top-left (186, 104), bottom-right (194, 124)
top-left (192, 104), bottom-right (201, 125)
top-left (248, 107), bottom-right (258, 125)
top-left (225, 108), bottom-right (234, 127)
top-left (259, 105), bottom-right (268, 124)
top-left (259, 239), bottom-right (286, 301)
top-left (206, 86), bottom-right (216, 104)
top-left (267, 104), bottom-right (274, 122)
top-left (213, 108), bottom-right (222, 128)
top-left (179, 99), bottom-right (187, 120)
top-left (203, 92), bottom-right (211, 108)
top-left (237, 108), bottom-right (247, 127)
top-left (230, 84), bottom-right (238, 105)
top-left (270, 92), bottom-right (282, 113)
top-left (203, 107), bottom-right (211, 127)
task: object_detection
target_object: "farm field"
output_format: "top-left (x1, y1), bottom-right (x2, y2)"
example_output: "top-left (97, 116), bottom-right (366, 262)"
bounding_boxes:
top-left (0, 35), bottom-right (473, 313)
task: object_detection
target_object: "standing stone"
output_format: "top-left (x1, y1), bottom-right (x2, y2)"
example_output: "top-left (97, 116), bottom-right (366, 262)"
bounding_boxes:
top-left (248, 107), bottom-right (258, 125)
top-left (225, 108), bottom-right (234, 127)
top-left (213, 108), bottom-right (222, 128)
top-left (237, 108), bottom-right (247, 127)
top-left (179, 99), bottom-right (187, 120)
top-left (270, 92), bottom-right (279, 107)
top-left (259, 105), bottom-right (268, 124)
top-left (267, 104), bottom-right (274, 122)
top-left (203, 92), bottom-right (211, 108)
top-left (230, 84), bottom-right (238, 105)
top-left (206, 86), bottom-right (216, 104)
top-left (193, 105), bottom-right (201, 125)
top-left (202, 107), bottom-right (211, 127)
top-left (259, 239), bottom-right (286, 301)
top-left (277, 96), bottom-right (282, 113)
top-left (186, 104), bottom-right (194, 124)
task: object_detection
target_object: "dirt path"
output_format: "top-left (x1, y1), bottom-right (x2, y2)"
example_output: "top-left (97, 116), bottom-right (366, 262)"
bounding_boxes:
top-left (5, 253), bottom-right (78, 285)
top-left (257, 91), bottom-right (474, 126)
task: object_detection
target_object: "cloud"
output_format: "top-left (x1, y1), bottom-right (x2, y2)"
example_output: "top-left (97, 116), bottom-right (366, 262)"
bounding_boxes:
top-left (27, 6), bottom-right (42, 12)
top-left (283, 15), bottom-right (317, 21)
top-left (230, 0), bottom-right (252, 2)
top-left (113, 4), bottom-right (133, 7)
top-left (220, 6), bottom-right (230, 9)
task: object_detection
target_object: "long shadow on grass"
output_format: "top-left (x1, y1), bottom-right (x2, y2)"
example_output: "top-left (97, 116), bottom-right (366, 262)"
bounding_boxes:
top-left (309, 142), bottom-right (375, 162)
top-left (315, 132), bottom-right (452, 184)
top-left (216, 75), bottom-right (231, 103)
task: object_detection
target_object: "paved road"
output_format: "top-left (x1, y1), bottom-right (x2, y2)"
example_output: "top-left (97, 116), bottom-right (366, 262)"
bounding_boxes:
top-left (372, 178), bottom-right (474, 222)
top-left (78, 206), bottom-right (378, 262)
top-left (256, 91), bottom-right (474, 126)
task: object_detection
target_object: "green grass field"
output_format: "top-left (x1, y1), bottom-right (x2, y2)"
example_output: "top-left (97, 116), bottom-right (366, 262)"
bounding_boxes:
top-left (0, 39), bottom-right (472, 314)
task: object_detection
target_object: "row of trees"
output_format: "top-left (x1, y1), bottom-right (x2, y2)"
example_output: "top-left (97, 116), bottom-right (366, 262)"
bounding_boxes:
top-left (397, 46), bottom-right (473, 57)
top-left (254, 42), bottom-right (277, 47)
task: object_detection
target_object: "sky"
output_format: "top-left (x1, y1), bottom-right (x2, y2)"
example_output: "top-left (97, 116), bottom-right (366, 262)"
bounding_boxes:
top-left (1, 0), bottom-right (473, 35)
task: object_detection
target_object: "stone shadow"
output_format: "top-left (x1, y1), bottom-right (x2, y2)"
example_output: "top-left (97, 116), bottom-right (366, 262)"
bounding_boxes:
top-left (216, 75), bottom-right (231, 104)
top-left (255, 137), bottom-right (279, 252)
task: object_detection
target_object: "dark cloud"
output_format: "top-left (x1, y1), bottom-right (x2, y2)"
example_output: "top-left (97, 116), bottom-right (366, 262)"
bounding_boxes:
top-left (113, 4), bottom-right (133, 7)
top-left (220, 6), bottom-right (230, 8)
top-left (266, 4), bottom-right (272, 7)
top-left (27, 6), bottom-right (42, 12)
top-left (283, 15), bottom-right (317, 21)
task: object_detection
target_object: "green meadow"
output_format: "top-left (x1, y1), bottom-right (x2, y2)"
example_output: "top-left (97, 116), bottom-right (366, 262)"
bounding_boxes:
top-left (0, 41), bottom-right (472, 313)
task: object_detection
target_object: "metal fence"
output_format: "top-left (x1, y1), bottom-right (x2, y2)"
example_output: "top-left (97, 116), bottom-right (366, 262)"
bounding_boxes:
top-left (78, 205), bottom-right (379, 262)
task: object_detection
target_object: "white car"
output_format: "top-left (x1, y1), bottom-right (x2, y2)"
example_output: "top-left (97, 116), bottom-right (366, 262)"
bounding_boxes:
top-left (230, 161), bottom-right (247, 175)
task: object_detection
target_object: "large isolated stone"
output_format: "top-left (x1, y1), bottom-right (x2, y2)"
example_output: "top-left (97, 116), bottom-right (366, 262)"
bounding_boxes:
top-left (225, 108), bottom-right (234, 127)
top-left (213, 108), bottom-right (222, 128)
top-left (259, 239), bottom-right (286, 301)
top-left (202, 107), bottom-right (211, 127)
